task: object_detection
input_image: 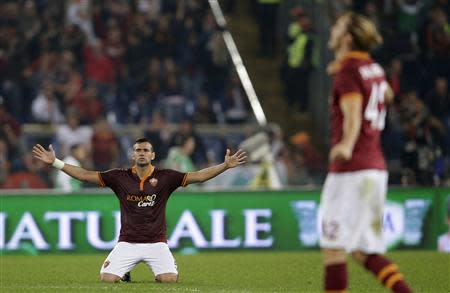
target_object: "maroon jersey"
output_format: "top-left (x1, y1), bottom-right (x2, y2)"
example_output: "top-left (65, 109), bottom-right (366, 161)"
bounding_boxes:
top-left (330, 51), bottom-right (387, 172)
top-left (98, 166), bottom-right (187, 243)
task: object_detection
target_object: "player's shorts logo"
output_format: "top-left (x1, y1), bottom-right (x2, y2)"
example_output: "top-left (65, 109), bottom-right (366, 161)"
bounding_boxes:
top-left (103, 261), bottom-right (110, 268)
top-left (150, 178), bottom-right (158, 187)
top-left (322, 220), bottom-right (339, 240)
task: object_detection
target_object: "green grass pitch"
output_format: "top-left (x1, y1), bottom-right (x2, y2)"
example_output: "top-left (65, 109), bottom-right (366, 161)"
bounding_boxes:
top-left (1, 251), bottom-right (448, 292)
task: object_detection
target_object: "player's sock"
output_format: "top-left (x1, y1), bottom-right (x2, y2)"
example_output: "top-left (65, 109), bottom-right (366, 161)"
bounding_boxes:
top-left (121, 272), bottom-right (131, 283)
top-left (324, 263), bottom-right (347, 293)
top-left (364, 254), bottom-right (412, 293)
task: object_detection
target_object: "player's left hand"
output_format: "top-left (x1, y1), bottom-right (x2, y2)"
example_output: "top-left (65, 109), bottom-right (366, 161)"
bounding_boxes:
top-left (329, 143), bottom-right (352, 161)
top-left (224, 149), bottom-right (247, 168)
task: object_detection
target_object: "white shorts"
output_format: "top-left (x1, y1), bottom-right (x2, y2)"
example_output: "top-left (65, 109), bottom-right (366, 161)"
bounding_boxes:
top-left (319, 169), bottom-right (388, 254)
top-left (100, 242), bottom-right (178, 278)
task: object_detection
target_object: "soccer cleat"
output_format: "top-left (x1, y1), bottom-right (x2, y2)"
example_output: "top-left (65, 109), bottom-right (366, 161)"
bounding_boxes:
top-left (121, 272), bottom-right (131, 283)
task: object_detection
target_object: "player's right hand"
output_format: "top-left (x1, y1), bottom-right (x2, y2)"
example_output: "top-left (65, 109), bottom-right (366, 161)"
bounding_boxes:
top-left (329, 143), bottom-right (352, 162)
top-left (32, 144), bottom-right (56, 165)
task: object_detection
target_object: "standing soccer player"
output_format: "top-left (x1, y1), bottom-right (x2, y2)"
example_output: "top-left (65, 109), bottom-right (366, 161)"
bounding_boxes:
top-left (320, 12), bottom-right (413, 293)
top-left (32, 137), bottom-right (246, 283)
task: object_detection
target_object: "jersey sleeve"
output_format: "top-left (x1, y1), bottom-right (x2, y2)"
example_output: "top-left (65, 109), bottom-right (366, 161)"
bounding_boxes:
top-left (98, 168), bottom-right (122, 188)
top-left (334, 65), bottom-right (361, 98)
top-left (164, 169), bottom-right (188, 192)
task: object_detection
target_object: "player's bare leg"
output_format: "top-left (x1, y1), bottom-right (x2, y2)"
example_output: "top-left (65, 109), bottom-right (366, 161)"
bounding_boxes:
top-left (100, 273), bottom-right (122, 283)
top-left (155, 273), bottom-right (178, 283)
top-left (322, 248), bottom-right (348, 293)
top-left (352, 250), bottom-right (413, 293)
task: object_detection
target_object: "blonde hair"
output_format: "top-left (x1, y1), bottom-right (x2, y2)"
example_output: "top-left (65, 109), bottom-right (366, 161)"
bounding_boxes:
top-left (343, 12), bottom-right (383, 51)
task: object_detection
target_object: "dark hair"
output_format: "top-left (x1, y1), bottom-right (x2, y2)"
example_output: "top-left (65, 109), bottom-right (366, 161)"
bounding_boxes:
top-left (134, 138), bottom-right (153, 151)
top-left (135, 137), bottom-right (151, 144)
top-left (175, 135), bottom-right (194, 147)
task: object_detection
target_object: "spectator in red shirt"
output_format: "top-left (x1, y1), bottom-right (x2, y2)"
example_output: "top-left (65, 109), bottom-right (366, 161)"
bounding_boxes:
top-left (0, 97), bottom-right (21, 151)
top-left (83, 39), bottom-right (116, 85)
top-left (104, 26), bottom-right (126, 72)
top-left (386, 58), bottom-right (404, 97)
top-left (69, 83), bottom-right (105, 124)
top-left (1, 154), bottom-right (49, 189)
top-left (91, 119), bottom-right (119, 170)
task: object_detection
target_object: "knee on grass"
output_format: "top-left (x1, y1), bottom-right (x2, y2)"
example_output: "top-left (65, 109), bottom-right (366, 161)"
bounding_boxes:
top-left (100, 273), bottom-right (121, 283)
top-left (155, 273), bottom-right (178, 283)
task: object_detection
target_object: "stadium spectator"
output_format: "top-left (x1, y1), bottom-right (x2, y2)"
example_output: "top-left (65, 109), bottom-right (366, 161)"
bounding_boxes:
top-left (0, 139), bottom-right (10, 186)
top-left (128, 92), bottom-right (157, 124)
top-left (124, 23), bottom-right (150, 79)
top-left (0, 97), bottom-right (22, 155)
top-left (152, 16), bottom-right (177, 58)
top-left (425, 5), bottom-right (450, 78)
top-left (83, 39), bottom-right (116, 86)
top-left (160, 93), bottom-right (188, 124)
top-left (66, 0), bottom-right (96, 42)
top-left (104, 26), bottom-right (126, 72)
top-left (399, 90), bottom-right (445, 185)
top-left (60, 25), bottom-right (86, 64)
top-left (281, 7), bottom-right (316, 111)
top-left (2, 154), bottom-right (49, 189)
top-left (290, 131), bottom-right (326, 184)
top-left (136, 0), bottom-right (161, 20)
top-left (386, 58), bottom-right (405, 97)
top-left (31, 138), bottom-right (246, 283)
top-left (381, 93), bottom-right (406, 176)
top-left (91, 119), bottom-right (119, 170)
top-left (138, 57), bottom-right (163, 94)
top-left (362, 1), bottom-right (382, 31)
top-left (193, 93), bottom-right (217, 124)
top-left (55, 144), bottom-right (87, 192)
top-left (224, 73), bottom-right (250, 124)
top-left (18, 0), bottom-right (42, 43)
top-left (179, 30), bottom-right (205, 100)
top-left (170, 119), bottom-right (207, 167)
top-left (71, 83), bottom-right (105, 124)
top-left (31, 80), bottom-right (65, 124)
top-left (22, 49), bottom-right (60, 90)
top-left (165, 135), bottom-right (197, 173)
top-left (320, 12), bottom-right (413, 293)
top-left (144, 112), bottom-right (171, 165)
top-left (55, 108), bottom-right (93, 157)
top-left (204, 31), bottom-right (230, 107)
top-left (425, 77), bottom-right (450, 123)
top-left (53, 53), bottom-right (84, 104)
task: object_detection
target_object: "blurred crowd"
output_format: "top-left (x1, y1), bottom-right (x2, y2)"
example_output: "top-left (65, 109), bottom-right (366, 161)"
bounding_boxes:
top-left (278, 0), bottom-right (450, 186)
top-left (0, 0), bottom-right (256, 190)
top-left (0, 0), bottom-right (449, 189)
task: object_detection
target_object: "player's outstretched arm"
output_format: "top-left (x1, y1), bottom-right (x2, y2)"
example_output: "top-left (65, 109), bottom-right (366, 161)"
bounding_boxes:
top-left (185, 149), bottom-right (247, 185)
top-left (32, 144), bottom-right (101, 185)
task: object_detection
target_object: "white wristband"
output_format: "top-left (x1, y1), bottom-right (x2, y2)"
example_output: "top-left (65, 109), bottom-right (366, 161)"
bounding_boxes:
top-left (52, 158), bottom-right (65, 170)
